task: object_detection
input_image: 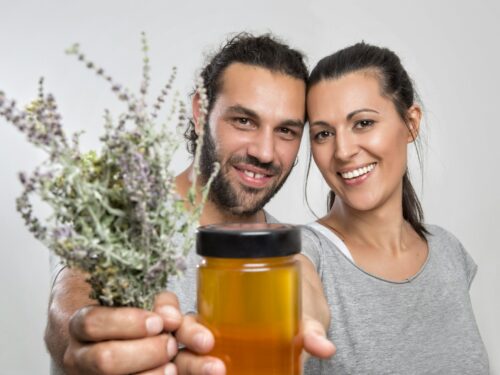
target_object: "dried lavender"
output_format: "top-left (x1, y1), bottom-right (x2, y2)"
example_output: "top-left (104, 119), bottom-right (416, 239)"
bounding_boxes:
top-left (0, 33), bottom-right (218, 310)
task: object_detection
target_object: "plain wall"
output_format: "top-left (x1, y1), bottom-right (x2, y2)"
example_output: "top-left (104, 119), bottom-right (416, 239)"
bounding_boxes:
top-left (1, 0), bottom-right (499, 373)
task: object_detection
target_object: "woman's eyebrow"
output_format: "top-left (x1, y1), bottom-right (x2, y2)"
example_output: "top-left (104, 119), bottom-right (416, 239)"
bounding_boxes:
top-left (346, 108), bottom-right (379, 120)
top-left (309, 108), bottom-right (379, 127)
top-left (309, 120), bottom-right (331, 128)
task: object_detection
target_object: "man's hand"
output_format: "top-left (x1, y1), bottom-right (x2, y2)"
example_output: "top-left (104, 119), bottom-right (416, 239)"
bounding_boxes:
top-left (46, 254), bottom-right (335, 375)
top-left (63, 299), bottom-right (179, 374)
top-left (45, 267), bottom-right (184, 374)
top-left (168, 314), bottom-right (225, 375)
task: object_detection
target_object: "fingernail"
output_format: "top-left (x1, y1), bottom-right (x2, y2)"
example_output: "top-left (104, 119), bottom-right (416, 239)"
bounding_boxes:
top-left (145, 315), bottom-right (163, 335)
top-left (194, 332), bottom-right (210, 351)
top-left (164, 362), bottom-right (177, 375)
top-left (202, 360), bottom-right (224, 375)
top-left (202, 362), bottom-right (214, 375)
top-left (321, 335), bottom-right (334, 346)
top-left (158, 305), bottom-right (182, 324)
top-left (167, 335), bottom-right (178, 358)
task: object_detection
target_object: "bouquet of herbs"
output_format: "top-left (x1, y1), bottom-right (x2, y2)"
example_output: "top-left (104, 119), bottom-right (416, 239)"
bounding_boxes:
top-left (0, 33), bottom-right (218, 310)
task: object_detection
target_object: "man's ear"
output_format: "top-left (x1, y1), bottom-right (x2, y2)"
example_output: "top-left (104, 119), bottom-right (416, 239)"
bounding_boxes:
top-left (191, 92), bottom-right (202, 135)
top-left (406, 104), bottom-right (422, 143)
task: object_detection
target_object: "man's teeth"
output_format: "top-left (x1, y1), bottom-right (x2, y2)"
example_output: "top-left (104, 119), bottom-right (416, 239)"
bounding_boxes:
top-left (341, 163), bottom-right (375, 179)
top-left (243, 170), bottom-right (266, 179)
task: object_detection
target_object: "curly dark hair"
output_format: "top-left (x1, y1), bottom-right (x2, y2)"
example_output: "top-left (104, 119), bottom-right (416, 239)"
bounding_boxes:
top-left (185, 32), bottom-right (308, 154)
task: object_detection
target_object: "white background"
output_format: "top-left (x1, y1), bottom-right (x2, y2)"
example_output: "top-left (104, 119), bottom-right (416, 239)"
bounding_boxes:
top-left (1, 0), bottom-right (499, 373)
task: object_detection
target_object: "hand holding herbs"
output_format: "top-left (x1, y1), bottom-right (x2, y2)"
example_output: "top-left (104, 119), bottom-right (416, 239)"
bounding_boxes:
top-left (0, 34), bottom-right (218, 310)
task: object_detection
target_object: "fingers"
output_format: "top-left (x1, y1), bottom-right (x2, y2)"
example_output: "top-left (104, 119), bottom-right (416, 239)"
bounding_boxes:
top-left (136, 362), bottom-right (177, 375)
top-left (153, 292), bottom-right (183, 332)
top-left (302, 316), bottom-right (336, 359)
top-left (70, 305), bottom-right (164, 342)
top-left (175, 350), bottom-right (225, 375)
top-left (65, 333), bottom-right (177, 374)
top-left (174, 314), bottom-right (214, 354)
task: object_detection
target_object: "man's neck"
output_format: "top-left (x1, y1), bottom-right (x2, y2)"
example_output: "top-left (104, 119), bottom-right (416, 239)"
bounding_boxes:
top-left (175, 165), bottom-right (266, 226)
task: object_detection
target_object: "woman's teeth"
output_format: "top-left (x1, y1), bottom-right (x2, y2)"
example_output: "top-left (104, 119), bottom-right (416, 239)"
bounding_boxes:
top-left (340, 163), bottom-right (375, 179)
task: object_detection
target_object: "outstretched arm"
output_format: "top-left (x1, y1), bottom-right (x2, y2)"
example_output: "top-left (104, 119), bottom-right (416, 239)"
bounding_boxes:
top-left (45, 268), bottom-right (182, 374)
top-left (296, 254), bottom-right (336, 361)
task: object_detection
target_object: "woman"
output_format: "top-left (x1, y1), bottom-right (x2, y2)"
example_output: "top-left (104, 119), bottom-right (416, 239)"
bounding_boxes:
top-left (302, 43), bottom-right (489, 374)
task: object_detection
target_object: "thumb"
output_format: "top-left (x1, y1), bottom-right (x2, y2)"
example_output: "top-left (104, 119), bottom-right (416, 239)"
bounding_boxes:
top-left (302, 315), bottom-right (336, 359)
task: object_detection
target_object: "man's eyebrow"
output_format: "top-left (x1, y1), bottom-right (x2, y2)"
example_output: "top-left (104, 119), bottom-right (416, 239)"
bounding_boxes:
top-left (346, 108), bottom-right (379, 121)
top-left (226, 105), bottom-right (259, 119)
top-left (227, 105), bottom-right (304, 128)
top-left (279, 119), bottom-right (305, 129)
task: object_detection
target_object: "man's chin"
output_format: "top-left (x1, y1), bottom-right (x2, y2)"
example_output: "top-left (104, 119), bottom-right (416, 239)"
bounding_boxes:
top-left (226, 206), bottom-right (261, 218)
top-left (211, 191), bottom-right (269, 217)
top-left (207, 171), bottom-right (283, 218)
top-left (221, 196), bottom-right (268, 217)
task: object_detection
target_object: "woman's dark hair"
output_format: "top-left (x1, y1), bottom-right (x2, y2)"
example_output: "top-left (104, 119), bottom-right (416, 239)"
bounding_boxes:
top-left (184, 32), bottom-right (308, 154)
top-left (306, 42), bottom-right (428, 239)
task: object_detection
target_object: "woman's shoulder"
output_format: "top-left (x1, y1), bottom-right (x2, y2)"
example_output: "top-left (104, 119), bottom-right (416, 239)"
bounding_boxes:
top-left (424, 223), bottom-right (466, 250)
top-left (301, 222), bottom-right (341, 252)
top-left (300, 222), bottom-right (322, 242)
top-left (424, 223), bottom-right (478, 287)
top-left (301, 222), bottom-right (354, 258)
top-left (299, 223), bottom-right (325, 269)
top-left (300, 221), bottom-right (350, 270)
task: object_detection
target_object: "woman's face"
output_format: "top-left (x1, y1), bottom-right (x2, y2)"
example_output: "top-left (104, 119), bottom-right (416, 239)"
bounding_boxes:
top-left (307, 71), bottom-right (419, 213)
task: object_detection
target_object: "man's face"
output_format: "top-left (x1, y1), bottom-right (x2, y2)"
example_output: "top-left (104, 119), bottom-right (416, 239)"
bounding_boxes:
top-left (198, 63), bottom-right (306, 217)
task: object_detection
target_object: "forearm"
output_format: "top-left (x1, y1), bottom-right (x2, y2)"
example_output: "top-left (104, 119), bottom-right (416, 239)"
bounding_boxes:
top-left (297, 254), bottom-right (330, 329)
top-left (44, 267), bottom-right (95, 368)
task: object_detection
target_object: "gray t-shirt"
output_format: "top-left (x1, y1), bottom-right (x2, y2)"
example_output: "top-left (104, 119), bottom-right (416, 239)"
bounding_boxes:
top-left (301, 223), bottom-right (489, 374)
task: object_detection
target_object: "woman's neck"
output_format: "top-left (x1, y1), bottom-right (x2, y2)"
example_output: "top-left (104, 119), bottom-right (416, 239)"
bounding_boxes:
top-left (324, 195), bottom-right (412, 256)
top-left (320, 188), bottom-right (428, 282)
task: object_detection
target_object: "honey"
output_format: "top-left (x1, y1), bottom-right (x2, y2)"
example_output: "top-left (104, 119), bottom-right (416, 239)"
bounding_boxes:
top-left (196, 224), bottom-right (303, 374)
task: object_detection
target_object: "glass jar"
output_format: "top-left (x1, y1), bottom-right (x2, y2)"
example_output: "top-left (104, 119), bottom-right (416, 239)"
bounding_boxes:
top-left (197, 223), bottom-right (302, 375)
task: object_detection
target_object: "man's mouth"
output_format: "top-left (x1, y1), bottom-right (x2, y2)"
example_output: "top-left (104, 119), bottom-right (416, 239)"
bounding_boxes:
top-left (338, 162), bottom-right (376, 180)
top-left (242, 170), bottom-right (267, 179)
top-left (233, 164), bottom-right (274, 188)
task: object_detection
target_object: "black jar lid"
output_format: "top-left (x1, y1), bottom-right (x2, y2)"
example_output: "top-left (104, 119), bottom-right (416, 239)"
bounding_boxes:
top-left (196, 223), bottom-right (301, 258)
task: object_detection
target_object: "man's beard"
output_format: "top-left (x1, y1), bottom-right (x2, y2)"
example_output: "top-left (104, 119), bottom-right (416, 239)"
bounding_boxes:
top-left (199, 128), bottom-right (293, 217)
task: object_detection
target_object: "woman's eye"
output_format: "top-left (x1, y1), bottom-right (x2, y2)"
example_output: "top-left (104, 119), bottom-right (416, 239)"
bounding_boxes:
top-left (313, 130), bottom-right (333, 141)
top-left (355, 119), bottom-right (374, 129)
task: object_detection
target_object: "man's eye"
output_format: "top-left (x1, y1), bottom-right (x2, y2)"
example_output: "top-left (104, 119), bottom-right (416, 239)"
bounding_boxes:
top-left (235, 117), bottom-right (250, 125)
top-left (278, 127), bottom-right (292, 134)
top-left (277, 127), bottom-right (299, 140)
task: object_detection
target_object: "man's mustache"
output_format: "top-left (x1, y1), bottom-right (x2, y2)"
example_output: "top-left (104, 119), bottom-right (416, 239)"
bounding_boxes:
top-left (227, 155), bottom-right (281, 176)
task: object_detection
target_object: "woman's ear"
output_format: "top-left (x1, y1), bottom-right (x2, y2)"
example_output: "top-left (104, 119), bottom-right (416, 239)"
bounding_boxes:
top-left (191, 92), bottom-right (202, 135)
top-left (406, 104), bottom-right (422, 143)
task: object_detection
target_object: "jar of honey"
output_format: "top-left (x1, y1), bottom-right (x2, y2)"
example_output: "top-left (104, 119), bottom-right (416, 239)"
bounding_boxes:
top-left (196, 223), bottom-right (302, 375)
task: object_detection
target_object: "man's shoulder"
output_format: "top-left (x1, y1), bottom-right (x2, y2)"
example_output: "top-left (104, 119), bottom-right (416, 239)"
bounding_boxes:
top-left (264, 210), bottom-right (280, 223)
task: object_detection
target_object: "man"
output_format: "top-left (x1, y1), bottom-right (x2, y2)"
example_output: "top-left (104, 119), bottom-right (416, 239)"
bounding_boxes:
top-left (45, 33), bottom-right (334, 375)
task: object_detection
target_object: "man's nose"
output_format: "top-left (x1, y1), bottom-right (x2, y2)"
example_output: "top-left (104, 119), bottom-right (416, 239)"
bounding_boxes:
top-left (247, 128), bottom-right (275, 164)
